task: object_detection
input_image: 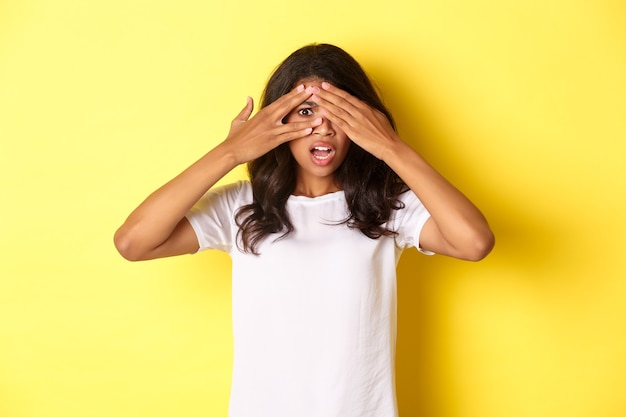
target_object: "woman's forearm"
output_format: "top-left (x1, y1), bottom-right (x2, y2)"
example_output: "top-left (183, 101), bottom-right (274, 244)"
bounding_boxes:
top-left (384, 139), bottom-right (494, 260)
top-left (114, 142), bottom-right (238, 260)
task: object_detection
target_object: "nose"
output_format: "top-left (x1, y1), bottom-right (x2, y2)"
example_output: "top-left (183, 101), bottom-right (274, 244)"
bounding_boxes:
top-left (312, 116), bottom-right (334, 136)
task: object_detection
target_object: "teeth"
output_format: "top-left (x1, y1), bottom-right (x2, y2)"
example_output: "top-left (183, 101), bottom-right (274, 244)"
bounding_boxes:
top-left (311, 145), bottom-right (333, 160)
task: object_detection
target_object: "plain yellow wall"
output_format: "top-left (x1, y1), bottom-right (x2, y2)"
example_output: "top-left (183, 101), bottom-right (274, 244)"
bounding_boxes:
top-left (1, 0), bottom-right (625, 416)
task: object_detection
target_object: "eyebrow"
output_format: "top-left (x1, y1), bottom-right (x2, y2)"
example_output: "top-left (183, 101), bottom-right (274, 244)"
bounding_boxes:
top-left (299, 101), bottom-right (318, 107)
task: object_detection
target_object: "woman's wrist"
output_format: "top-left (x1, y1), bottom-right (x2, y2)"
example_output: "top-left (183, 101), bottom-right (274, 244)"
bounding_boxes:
top-left (380, 135), bottom-right (412, 166)
top-left (210, 141), bottom-right (243, 169)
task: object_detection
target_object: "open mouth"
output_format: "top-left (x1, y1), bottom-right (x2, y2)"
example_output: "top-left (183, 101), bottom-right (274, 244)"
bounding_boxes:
top-left (311, 145), bottom-right (333, 160)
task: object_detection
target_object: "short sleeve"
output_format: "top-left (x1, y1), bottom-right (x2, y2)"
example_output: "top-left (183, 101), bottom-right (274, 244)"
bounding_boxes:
top-left (390, 190), bottom-right (435, 255)
top-left (185, 181), bottom-right (252, 253)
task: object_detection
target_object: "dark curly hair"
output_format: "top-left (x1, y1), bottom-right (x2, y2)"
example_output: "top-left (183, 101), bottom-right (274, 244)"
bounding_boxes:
top-left (235, 43), bottom-right (408, 254)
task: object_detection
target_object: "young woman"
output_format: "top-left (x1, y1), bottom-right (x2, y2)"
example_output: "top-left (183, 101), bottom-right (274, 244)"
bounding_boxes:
top-left (115, 43), bottom-right (494, 417)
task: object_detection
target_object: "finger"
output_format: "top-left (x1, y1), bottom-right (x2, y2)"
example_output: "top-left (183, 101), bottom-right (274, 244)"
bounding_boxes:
top-left (282, 117), bottom-right (323, 132)
top-left (310, 94), bottom-right (353, 129)
top-left (266, 84), bottom-right (314, 122)
top-left (272, 118), bottom-right (322, 144)
top-left (314, 83), bottom-right (383, 129)
top-left (233, 96), bottom-right (254, 122)
top-left (320, 81), bottom-right (358, 103)
top-left (273, 126), bottom-right (314, 144)
top-left (314, 83), bottom-right (363, 114)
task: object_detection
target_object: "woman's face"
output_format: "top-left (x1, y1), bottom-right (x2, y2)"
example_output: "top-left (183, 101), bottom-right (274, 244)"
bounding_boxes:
top-left (283, 78), bottom-right (351, 195)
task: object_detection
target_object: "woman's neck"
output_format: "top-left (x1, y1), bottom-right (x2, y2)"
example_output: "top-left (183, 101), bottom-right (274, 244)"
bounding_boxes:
top-left (292, 176), bottom-right (342, 198)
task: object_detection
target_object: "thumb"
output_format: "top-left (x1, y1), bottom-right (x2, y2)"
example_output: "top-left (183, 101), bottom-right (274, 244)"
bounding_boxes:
top-left (233, 96), bottom-right (254, 122)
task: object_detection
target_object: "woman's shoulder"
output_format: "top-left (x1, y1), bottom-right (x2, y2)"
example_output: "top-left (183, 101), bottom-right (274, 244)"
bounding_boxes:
top-left (388, 188), bottom-right (429, 223)
top-left (212, 179), bottom-right (251, 195)
top-left (397, 187), bottom-right (420, 204)
top-left (193, 180), bottom-right (253, 212)
top-left (214, 180), bottom-right (253, 203)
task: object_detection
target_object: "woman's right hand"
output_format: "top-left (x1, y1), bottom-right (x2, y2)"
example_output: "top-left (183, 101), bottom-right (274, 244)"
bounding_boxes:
top-left (221, 84), bottom-right (322, 165)
top-left (114, 85), bottom-right (321, 261)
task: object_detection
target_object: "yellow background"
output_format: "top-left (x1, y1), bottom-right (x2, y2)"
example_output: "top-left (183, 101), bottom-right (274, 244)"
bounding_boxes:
top-left (1, 0), bottom-right (625, 416)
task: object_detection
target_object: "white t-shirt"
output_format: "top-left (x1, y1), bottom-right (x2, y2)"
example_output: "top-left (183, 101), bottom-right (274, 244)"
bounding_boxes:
top-left (186, 180), bottom-right (432, 417)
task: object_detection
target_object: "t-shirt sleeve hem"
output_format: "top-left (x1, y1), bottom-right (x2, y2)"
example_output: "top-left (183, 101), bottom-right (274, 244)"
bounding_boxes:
top-left (415, 214), bottom-right (436, 256)
top-left (184, 213), bottom-right (208, 254)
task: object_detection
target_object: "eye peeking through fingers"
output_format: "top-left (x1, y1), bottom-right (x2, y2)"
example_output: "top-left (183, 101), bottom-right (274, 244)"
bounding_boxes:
top-left (284, 102), bottom-right (319, 124)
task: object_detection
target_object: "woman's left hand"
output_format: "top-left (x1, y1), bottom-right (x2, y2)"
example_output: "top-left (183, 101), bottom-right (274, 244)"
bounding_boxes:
top-left (310, 82), bottom-right (400, 161)
top-left (312, 82), bottom-right (495, 261)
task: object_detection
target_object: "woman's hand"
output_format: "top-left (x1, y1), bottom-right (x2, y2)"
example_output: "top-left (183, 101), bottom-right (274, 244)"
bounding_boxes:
top-left (222, 85), bottom-right (322, 165)
top-left (309, 82), bottom-right (400, 162)
top-left (114, 85), bottom-right (321, 261)
top-left (311, 82), bottom-right (494, 261)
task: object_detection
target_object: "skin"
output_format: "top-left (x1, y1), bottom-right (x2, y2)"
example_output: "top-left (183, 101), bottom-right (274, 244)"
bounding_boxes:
top-left (309, 81), bottom-right (494, 260)
top-left (284, 78), bottom-right (351, 197)
top-left (114, 79), bottom-right (494, 262)
top-left (114, 84), bottom-right (321, 261)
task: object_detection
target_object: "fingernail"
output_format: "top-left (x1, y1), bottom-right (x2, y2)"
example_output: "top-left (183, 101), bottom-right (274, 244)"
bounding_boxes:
top-left (314, 117), bottom-right (322, 125)
top-left (296, 84), bottom-right (305, 92)
top-left (311, 94), bottom-right (320, 101)
top-left (321, 82), bottom-right (330, 89)
top-left (305, 86), bottom-right (314, 94)
top-left (305, 128), bottom-right (313, 134)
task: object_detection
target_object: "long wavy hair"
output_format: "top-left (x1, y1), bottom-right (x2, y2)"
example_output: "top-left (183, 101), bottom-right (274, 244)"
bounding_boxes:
top-left (235, 43), bottom-right (408, 254)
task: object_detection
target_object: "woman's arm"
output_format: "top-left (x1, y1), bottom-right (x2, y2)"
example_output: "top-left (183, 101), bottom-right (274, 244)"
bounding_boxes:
top-left (114, 86), bottom-right (321, 261)
top-left (113, 141), bottom-right (237, 261)
top-left (310, 82), bottom-right (494, 261)
top-left (379, 141), bottom-right (494, 261)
